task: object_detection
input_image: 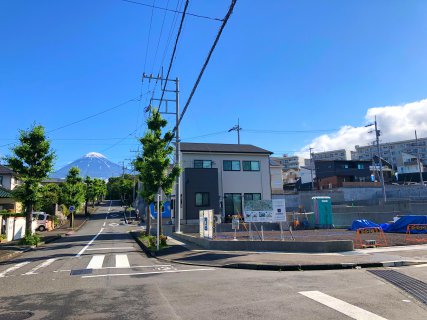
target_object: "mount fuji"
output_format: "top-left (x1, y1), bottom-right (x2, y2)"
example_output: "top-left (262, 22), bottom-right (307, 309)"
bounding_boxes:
top-left (50, 152), bottom-right (129, 180)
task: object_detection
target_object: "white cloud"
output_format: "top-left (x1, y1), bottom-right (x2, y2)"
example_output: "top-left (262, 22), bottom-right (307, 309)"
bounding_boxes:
top-left (297, 98), bottom-right (427, 157)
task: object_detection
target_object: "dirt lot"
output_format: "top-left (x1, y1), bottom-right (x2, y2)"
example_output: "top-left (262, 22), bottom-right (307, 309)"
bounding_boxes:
top-left (209, 228), bottom-right (427, 247)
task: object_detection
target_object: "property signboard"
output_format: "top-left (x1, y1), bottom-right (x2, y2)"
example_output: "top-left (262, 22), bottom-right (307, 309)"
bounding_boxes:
top-left (199, 209), bottom-right (214, 239)
top-left (244, 199), bottom-right (286, 223)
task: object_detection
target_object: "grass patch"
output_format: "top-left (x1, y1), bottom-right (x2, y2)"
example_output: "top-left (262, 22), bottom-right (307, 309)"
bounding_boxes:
top-left (139, 234), bottom-right (169, 251)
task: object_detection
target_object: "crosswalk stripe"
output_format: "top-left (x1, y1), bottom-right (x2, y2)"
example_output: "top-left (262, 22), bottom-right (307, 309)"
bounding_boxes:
top-left (299, 291), bottom-right (387, 320)
top-left (0, 261), bottom-right (30, 278)
top-left (24, 258), bottom-right (57, 275)
top-left (87, 255), bottom-right (105, 269)
top-left (115, 254), bottom-right (130, 268)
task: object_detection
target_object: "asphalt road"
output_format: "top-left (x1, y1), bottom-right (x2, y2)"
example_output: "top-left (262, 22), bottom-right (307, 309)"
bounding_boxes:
top-left (0, 202), bottom-right (426, 320)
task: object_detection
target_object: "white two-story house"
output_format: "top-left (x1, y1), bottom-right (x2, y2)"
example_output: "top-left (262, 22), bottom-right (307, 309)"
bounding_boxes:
top-left (179, 143), bottom-right (272, 223)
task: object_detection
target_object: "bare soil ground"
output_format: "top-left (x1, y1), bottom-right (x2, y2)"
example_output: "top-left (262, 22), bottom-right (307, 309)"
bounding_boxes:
top-left (208, 228), bottom-right (427, 247)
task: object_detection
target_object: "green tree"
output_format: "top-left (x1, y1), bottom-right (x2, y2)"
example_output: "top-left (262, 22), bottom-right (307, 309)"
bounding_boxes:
top-left (84, 176), bottom-right (94, 216)
top-left (93, 178), bottom-right (107, 205)
top-left (135, 109), bottom-right (181, 235)
top-left (35, 183), bottom-right (60, 215)
top-left (5, 125), bottom-right (55, 234)
top-left (61, 167), bottom-right (85, 228)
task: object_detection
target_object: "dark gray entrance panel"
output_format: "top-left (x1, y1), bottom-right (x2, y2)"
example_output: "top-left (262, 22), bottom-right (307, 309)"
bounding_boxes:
top-left (184, 168), bottom-right (219, 220)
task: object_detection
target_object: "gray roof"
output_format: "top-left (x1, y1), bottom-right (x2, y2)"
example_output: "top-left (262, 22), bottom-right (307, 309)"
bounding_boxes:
top-left (269, 159), bottom-right (282, 166)
top-left (180, 143), bottom-right (273, 155)
top-left (0, 165), bottom-right (14, 175)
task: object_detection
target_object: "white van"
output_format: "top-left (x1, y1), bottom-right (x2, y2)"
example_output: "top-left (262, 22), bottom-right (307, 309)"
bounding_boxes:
top-left (32, 212), bottom-right (50, 231)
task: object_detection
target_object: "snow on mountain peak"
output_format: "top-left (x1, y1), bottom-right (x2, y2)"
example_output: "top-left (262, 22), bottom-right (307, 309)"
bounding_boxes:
top-left (84, 152), bottom-right (106, 159)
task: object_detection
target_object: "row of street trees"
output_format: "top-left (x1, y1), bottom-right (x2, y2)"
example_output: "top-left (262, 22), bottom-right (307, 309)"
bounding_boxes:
top-left (4, 125), bottom-right (107, 234)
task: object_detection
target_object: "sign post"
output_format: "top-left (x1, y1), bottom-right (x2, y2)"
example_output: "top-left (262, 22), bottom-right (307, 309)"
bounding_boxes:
top-left (232, 215), bottom-right (239, 241)
top-left (69, 206), bottom-right (75, 229)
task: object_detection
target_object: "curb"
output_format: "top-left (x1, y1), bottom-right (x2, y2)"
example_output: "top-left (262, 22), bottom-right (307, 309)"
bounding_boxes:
top-left (130, 232), bottom-right (427, 271)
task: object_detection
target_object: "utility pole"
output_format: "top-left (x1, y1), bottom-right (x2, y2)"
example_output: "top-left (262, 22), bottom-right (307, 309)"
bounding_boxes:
top-left (415, 130), bottom-right (424, 186)
top-left (374, 117), bottom-right (387, 202)
top-left (142, 73), bottom-right (181, 233)
top-left (228, 118), bottom-right (241, 144)
top-left (309, 147), bottom-right (315, 190)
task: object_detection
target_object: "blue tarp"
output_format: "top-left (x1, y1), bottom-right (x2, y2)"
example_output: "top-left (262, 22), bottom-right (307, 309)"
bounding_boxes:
top-left (150, 201), bottom-right (171, 219)
top-left (348, 219), bottom-right (380, 231)
top-left (381, 215), bottom-right (427, 233)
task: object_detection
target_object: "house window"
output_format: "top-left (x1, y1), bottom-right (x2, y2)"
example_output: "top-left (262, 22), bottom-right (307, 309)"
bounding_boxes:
top-left (0, 176), bottom-right (3, 186)
top-left (244, 193), bottom-right (261, 201)
top-left (223, 160), bottom-right (240, 171)
top-left (357, 164), bottom-right (365, 169)
top-left (242, 161), bottom-right (260, 171)
top-left (195, 192), bottom-right (209, 207)
top-left (224, 193), bottom-right (242, 217)
top-left (194, 160), bottom-right (212, 169)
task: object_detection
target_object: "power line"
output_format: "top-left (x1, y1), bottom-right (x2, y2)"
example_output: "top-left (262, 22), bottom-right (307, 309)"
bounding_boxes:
top-left (174, 0), bottom-right (237, 133)
top-left (156, 0), bottom-right (189, 110)
top-left (121, 0), bottom-right (223, 21)
top-left (100, 130), bottom-right (138, 152)
top-left (150, 0), bottom-right (170, 74)
top-left (182, 130), bottom-right (229, 140)
top-left (143, 0), bottom-right (156, 73)
top-left (47, 97), bottom-right (140, 134)
top-left (244, 128), bottom-right (339, 134)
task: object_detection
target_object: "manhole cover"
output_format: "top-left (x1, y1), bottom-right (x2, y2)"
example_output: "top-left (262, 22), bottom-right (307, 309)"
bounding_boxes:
top-left (0, 311), bottom-right (34, 320)
top-left (369, 269), bottom-right (427, 305)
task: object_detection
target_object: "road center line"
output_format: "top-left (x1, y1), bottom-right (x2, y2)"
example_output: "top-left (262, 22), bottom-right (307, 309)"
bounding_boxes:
top-left (0, 261), bottom-right (30, 278)
top-left (299, 291), bottom-right (387, 320)
top-left (24, 258), bottom-right (57, 275)
top-left (75, 228), bottom-right (104, 257)
top-left (81, 268), bottom-right (215, 279)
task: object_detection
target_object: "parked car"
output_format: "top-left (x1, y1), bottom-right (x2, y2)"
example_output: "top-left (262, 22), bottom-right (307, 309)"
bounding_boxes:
top-left (32, 212), bottom-right (50, 231)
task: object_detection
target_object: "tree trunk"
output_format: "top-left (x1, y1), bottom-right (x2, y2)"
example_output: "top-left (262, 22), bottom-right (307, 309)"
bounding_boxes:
top-left (25, 202), bottom-right (32, 235)
top-left (145, 205), bottom-right (151, 236)
top-left (84, 200), bottom-right (88, 216)
top-left (69, 212), bottom-right (74, 228)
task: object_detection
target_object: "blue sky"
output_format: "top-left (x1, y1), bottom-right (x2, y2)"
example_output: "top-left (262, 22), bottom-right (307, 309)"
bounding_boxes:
top-left (2, 0), bottom-right (427, 170)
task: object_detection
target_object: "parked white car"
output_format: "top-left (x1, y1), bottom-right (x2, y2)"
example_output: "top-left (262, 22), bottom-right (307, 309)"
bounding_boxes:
top-left (32, 212), bottom-right (50, 232)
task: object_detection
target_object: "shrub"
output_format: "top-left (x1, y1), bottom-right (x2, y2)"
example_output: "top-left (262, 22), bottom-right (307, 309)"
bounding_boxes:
top-left (148, 235), bottom-right (156, 247)
top-left (0, 233), bottom-right (6, 241)
top-left (160, 235), bottom-right (168, 246)
top-left (20, 232), bottom-right (41, 246)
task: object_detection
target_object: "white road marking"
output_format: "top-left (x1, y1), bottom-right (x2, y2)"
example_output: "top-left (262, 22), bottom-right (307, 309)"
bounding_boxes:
top-left (299, 291), bottom-right (387, 320)
top-left (81, 268), bottom-right (214, 278)
top-left (102, 222), bottom-right (106, 227)
top-left (109, 223), bottom-right (119, 227)
top-left (87, 255), bottom-right (105, 269)
top-left (75, 227), bottom-right (104, 257)
top-left (411, 263), bottom-right (427, 268)
top-left (86, 247), bottom-right (134, 251)
top-left (115, 254), bottom-right (130, 268)
top-left (24, 258), bottom-right (57, 275)
top-left (0, 261), bottom-right (30, 278)
top-left (57, 265), bottom-right (173, 272)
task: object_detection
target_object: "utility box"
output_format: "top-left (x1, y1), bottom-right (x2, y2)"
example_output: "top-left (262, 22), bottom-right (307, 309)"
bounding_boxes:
top-left (312, 196), bottom-right (333, 228)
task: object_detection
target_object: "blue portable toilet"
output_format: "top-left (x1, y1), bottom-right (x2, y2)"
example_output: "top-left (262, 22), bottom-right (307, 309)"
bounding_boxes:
top-left (312, 196), bottom-right (333, 228)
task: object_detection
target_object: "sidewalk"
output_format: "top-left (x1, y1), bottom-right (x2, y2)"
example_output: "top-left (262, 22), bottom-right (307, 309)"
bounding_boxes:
top-left (0, 215), bottom-right (88, 263)
top-left (136, 233), bottom-right (427, 271)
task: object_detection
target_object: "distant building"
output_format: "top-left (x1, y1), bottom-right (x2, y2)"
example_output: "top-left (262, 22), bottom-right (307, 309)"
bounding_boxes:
top-left (271, 155), bottom-right (305, 171)
top-left (312, 149), bottom-right (352, 161)
top-left (396, 152), bottom-right (425, 174)
top-left (269, 159), bottom-right (284, 195)
top-left (315, 160), bottom-right (372, 189)
top-left (355, 137), bottom-right (427, 170)
top-left (0, 165), bottom-right (22, 212)
top-left (179, 143), bottom-right (272, 223)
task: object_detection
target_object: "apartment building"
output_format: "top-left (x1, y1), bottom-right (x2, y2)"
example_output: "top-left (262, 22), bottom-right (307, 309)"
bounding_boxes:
top-left (355, 137), bottom-right (427, 170)
top-left (180, 143), bottom-right (272, 223)
top-left (312, 149), bottom-right (352, 161)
